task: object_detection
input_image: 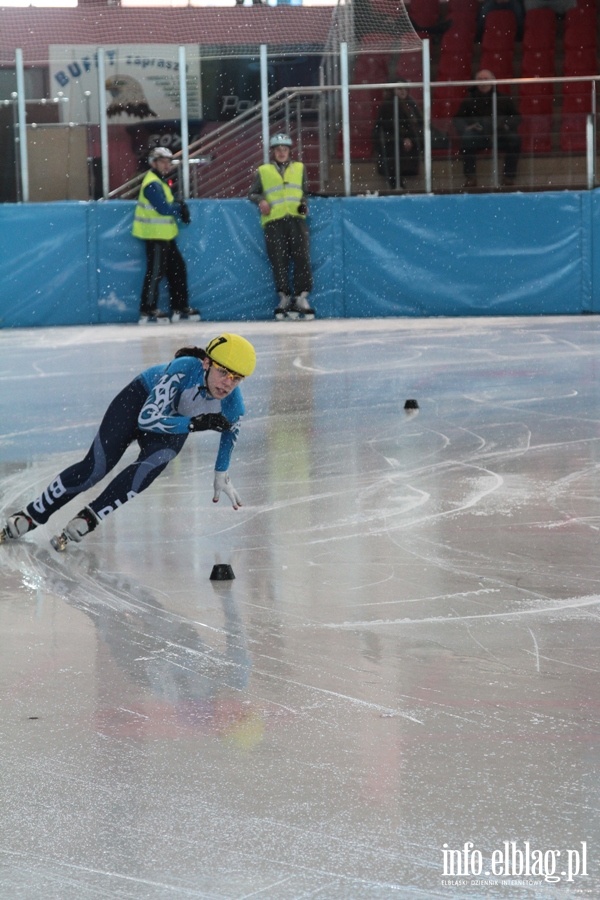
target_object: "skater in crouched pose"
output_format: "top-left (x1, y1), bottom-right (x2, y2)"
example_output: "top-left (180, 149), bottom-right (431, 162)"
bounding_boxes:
top-left (0, 333), bottom-right (256, 551)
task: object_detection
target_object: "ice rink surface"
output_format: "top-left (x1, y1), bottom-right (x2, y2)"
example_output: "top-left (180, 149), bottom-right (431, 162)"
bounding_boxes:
top-left (1, 316), bottom-right (600, 899)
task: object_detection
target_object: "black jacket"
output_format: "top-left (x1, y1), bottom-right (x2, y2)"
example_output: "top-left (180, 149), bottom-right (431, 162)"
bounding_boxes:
top-left (454, 87), bottom-right (520, 138)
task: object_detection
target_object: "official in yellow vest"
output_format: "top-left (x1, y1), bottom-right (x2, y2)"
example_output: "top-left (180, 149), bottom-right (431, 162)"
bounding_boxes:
top-left (249, 133), bottom-right (315, 320)
top-left (132, 147), bottom-right (200, 324)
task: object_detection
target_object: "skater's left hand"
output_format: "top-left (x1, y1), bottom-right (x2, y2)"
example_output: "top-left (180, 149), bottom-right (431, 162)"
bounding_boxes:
top-left (189, 413), bottom-right (231, 433)
top-left (213, 471), bottom-right (242, 509)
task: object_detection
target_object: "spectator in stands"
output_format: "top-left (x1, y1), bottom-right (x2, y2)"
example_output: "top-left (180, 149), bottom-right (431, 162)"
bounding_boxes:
top-left (249, 133), bottom-right (315, 321)
top-left (373, 84), bottom-right (424, 190)
top-left (476, 0), bottom-right (525, 41)
top-left (454, 69), bottom-right (521, 189)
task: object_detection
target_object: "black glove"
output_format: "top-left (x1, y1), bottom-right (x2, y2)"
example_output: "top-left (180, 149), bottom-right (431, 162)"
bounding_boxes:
top-left (297, 201), bottom-right (308, 216)
top-left (179, 201), bottom-right (191, 225)
top-left (189, 413), bottom-right (231, 433)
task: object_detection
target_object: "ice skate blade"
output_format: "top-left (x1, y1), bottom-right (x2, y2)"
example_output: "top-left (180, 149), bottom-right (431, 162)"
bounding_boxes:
top-left (274, 311), bottom-right (288, 321)
top-left (171, 313), bottom-right (201, 323)
top-left (286, 310), bottom-right (300, 320)
top-left (139, 316), bottom-right (170, 325)
top-left (50, 532), bottom-right (70, 552)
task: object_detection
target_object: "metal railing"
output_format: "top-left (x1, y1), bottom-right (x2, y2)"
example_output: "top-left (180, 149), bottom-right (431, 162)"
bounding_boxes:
top-left (4, 43), bottom-right (599, 202)
top-left (110, 73), bottom-right (598, 201)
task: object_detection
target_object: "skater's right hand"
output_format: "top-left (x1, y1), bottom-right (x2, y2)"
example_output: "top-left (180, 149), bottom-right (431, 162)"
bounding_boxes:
top-left (189, 413), bottom-right (231, 433)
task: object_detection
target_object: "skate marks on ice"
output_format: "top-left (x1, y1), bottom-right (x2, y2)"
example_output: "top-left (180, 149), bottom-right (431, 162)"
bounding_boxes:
top-left (1, 540), bottom-right (254, 734)
top-left (2, 319), bottom-right (600, 895)
top-left (0, 542), bottom-right (426, 897)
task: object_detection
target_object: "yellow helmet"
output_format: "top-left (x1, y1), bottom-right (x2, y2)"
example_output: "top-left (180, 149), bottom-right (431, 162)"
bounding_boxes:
top-left (205, 333), bottom-right (256, 377)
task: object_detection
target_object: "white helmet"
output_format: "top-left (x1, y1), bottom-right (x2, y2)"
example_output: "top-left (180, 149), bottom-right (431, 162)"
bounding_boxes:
top-left (269, 133), bottom-right (292, 149)
top-left (148, 147), bottom-right (173, 163)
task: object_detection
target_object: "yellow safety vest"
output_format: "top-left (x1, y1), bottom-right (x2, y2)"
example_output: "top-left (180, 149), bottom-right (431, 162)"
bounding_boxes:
top-left (258, 161), bottom-right (305, 227)
top-left (132, 171), bottom-right (178, 241)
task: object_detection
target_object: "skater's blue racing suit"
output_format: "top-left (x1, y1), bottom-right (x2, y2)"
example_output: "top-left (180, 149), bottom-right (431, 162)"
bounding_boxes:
top-left (26, 355), bottom-right (245, 526)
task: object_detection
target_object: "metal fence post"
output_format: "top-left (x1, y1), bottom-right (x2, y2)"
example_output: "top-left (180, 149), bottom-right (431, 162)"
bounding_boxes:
top-left (15, 49), bottom-right (29, 202)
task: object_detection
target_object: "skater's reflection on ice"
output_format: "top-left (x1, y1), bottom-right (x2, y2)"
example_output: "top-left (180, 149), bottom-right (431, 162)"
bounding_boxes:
top-left (13, 546), bottom-right (263, 748)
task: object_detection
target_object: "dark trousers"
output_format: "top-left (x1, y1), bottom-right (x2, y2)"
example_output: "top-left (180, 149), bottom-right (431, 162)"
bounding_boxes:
top-left (460, 132), bottom-right (521, 178)
top-left (378, 149), bottom-right (420, 188)
top-left (140, 239), bottom-right (188, 314)
top-left (27, 378), bottom-right (188, 526)
top-left (263, 216), bottom-right (313, 297)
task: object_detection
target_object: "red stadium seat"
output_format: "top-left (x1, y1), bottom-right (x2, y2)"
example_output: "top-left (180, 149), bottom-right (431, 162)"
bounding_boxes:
top-left (395, 50), bottom-right (424, 103)
top-left (481, 9), bottom-right (518, 51)
top-left (520, 81), bottom-right (554, 114)
top-left (433, 37), bottom-right (471, 124)
top-left (370, 0), bottom-right (407, 17)
top-left (521, 48), bottom-right (556, 79)
top-left (560, 73), bottom-right (594, 152)
top-left (432, 83), bottom-right (466, 123)
top-left (563, 46), bottom-right (597, 77)
top-left (560, 114), bottom-right (590, 152)
top-left (431, 0), bottom-right (478, 124)
top-left (444, 0), bottom-right (478, 33)
top-left (564, 5), bottom-right (598, 49)
top-left (437, 53), bottom-right (471, 84)
top-left (479, 49), bottom-right (515, 89)
top-left (440, 26), bottom-right (476, 55)
top-left (343, 39), bottom-right (392, 161)
top-left (480, 9), bottom-right (517, 91)
top-left (520, 72), bottom-right (554, 154)
top-left (353, 45), bottom-right (390, 87)
top-left (407, 0), bottom-right (440, 30)
top-left (522, 8), bottom-right (556, 50)
top-left (520, 115), bottom-right (553, 153)
top-left (562, 80), bottom-right (595, 107)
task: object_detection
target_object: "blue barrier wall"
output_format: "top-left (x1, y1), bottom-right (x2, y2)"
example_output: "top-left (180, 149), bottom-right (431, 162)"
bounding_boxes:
top-left (0, 191), bottom-right (598, 327)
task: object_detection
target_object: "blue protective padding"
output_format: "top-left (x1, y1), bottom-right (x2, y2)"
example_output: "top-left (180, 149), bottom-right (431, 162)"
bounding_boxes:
top-left (93, 203), bottom-right (141, 324)
top-left (93, 198), bottom-right (341, 323)
top-left (590, 191), bottom-right (600, 314)
top-left (1, 191), bottom-right (599, 327)
top-left (0, 203), bottom-right (92, 327)
top-left (342, 193), bottom-right (585, 318)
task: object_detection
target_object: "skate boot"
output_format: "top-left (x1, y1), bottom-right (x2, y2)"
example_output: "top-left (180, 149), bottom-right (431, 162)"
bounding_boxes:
top-left (139, 309), bottom-right (171, 325)
top-left (290, 291), bottom-right (315, 320)
top-left (171, 307), bottom-right (201, 323)
top-left (50, 507), bottom-right (99, 552)
top-left (274, 293), bottom-right (292, 321)
top-left (0, 510), bottom-right (37, 543)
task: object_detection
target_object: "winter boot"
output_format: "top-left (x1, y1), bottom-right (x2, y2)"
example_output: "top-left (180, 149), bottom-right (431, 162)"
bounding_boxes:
top-left (290, 291), bottom-right (315, 320)
top-left (50, 506), bottom-right (99, 552)
top-left (274, 293), bottom-right (292, 321)
top-left (0, 510), bottom-right (37, 543)
top-left (171, 307), bottom-right (201, 323)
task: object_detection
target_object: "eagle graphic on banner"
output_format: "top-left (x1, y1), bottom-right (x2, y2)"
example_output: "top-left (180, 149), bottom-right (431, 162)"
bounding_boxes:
top-left (106, 75), bottom-right (158, 119)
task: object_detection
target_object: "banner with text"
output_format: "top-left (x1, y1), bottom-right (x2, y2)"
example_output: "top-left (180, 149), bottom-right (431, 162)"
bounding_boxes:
top-left (49, 45), bottom-right (202, 125)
